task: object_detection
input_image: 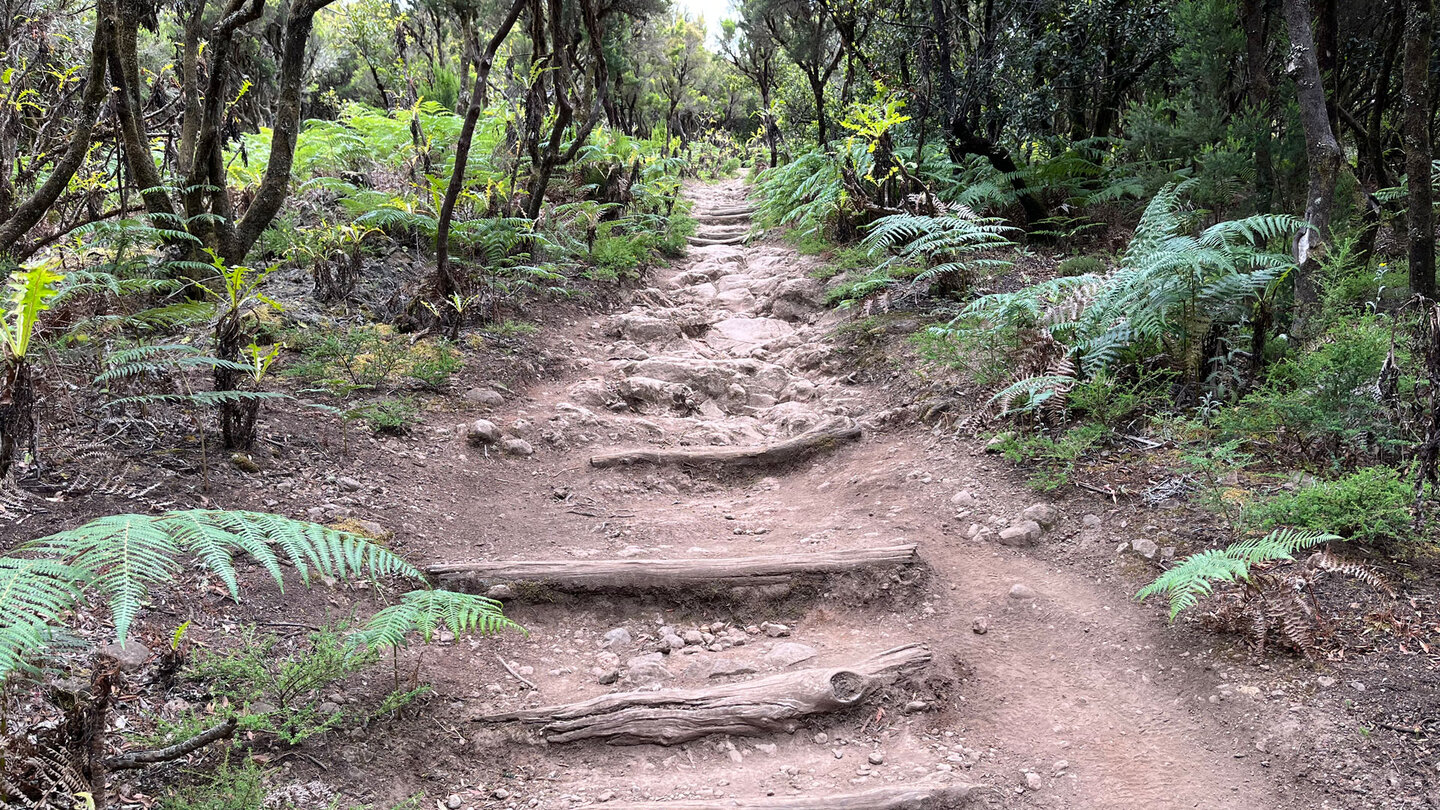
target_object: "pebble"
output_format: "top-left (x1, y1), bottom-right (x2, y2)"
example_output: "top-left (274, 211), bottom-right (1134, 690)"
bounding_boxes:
top-left (951, 490), bottom-right (979, 508)
top-left (813, 732), bottom-right (829, 745)
top-left (500, 438), bottom-right (535, 456)
top-left (1022, 502), bottom-right (1059, 528)
top-left (466, 419), bottom-right (502, 445)
top-left (764, 642), bottom-right (817, 668)
top-left (972, 617), bottom-right (989, 634)
top-left (868, 752), bottom-right (885, 765)
top-left (1025, 772), bottom-right (1043, 790)
top-left (1130, 537), bottom-right (1159, 559)
top-left (761, 622), bottom-right (791, 637)
top-left (1008, 584), bottom-right (1037, 600)
top-left (100, 640), bottom-right (150, 671)
top-left (602, 628), bottom-right (632, 648)
top-left (998, 520), bottom-right (1042, 546)
top-left (446, 795), bottom-right (462, 809)
top-left (338, 476), bottom-right (362, 492)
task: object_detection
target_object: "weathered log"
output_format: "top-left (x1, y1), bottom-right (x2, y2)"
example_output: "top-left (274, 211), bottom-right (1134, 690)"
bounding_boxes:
top-left (477, 643), bottom-right (931, 745)
top-left (596, 784), bottom-right (982, 810)
top-left (687, 236), bottom-right (747, 247)
top-left (428, 544), bottom-right (919, 587)
top-left (699, 206), bottom-right (756, 217)
top-left (590, 419), bottom-right (861, 469)
top-left (694, 213), bottom-right (754, 225)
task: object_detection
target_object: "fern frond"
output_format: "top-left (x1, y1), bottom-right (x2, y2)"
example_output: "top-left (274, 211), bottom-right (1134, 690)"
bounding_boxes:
top-left (355, 589), bottom-right (523, 651)
top-left (1137, 529), bottom-right (1339, 620)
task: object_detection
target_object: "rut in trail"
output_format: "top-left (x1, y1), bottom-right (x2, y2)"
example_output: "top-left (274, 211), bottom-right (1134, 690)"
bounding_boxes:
top-left (425, 180), bottom-right (1305, 810)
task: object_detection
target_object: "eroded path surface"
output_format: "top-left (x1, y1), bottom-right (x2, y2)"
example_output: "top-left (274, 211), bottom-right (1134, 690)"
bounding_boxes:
top-left (399, 181), bottom-right (1313, 809)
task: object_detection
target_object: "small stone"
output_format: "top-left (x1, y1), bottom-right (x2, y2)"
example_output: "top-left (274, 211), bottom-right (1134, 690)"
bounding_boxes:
top-left (998, 520), bottom-right (1042, 546)
top-left (833, 749), bottom-right (844, 760)
top-left (664, 634), bottom-right (686, 651)
top-left (764, 642), bottom-right (818, 667)
top-left (464, 387), bottom-right (505, 407)
top-left (603, 628), bottom-right (633, 648)
top-left (491, 788), bottom-right (510, 800)
top-left (728, 748), bottom-right (745, 764)
top-left (446, 795), bottom-right (463, 809)
top-left (754, 743), bottom-right (778, 756)
top-left (1025, 772), bottom-right (1042, 791)
top-left (1053, 760), bottom-right (1069, 775)
top-left (813, 732), bottom-right (829, 745)
top-left (1008, 584), bottom-right (1037, 600)
top-left (500, 438), bottom-right (535, 456)
top-left (100, 640), bottom-right (150, 671)
top-left (972, 617), bottom-right (989, 635)
top-left (868, 752), bottom-right (885, 765)
top-left (761, 622), bottom-right (790, 638)
top-left (1022, 503), bottom-right (1059, 529)
top-left (683, 630), bottom-right (705, 645)
top-left (466, 419), bottom-right (502, 445)
top-left (903, 700), bottom-right (929, 713)
top-left (598, 792), bottom-right (615, 803)
top-left (985, 433), bottom-right (1010, 452)
top-left (485, 584), bottom-right (515, 599)
top-left (1317, 676), bottom-right (1337, 688)
top-left (317, 701), bottom-right (341, 715)
top-left (1081, 514), bottom-right (1102, 529)
top-left (950, 490), bottom-right (979, 508)
top-left (597, 669), bottom-right (620, 685)
top-left (337, 476), bottom-right (362, 492)
top-left (1130, 537), bottom-right (1159, 559)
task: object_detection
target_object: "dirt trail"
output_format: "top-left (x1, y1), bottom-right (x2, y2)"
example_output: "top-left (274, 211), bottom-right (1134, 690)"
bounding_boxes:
top-left (402, 181), bottom-right (1311, 809)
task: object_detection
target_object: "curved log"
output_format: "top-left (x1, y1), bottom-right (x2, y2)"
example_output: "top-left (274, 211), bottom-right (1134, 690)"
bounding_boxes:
top-left (477, 643), bottom-right (931, 745)
top-left (590, 419), bottom-right (861, 469)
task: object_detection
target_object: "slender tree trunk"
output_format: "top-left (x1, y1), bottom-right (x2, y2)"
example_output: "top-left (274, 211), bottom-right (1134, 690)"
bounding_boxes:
top-left (1241, 0), bottom-right (1275, 214)
top-left (1282, 0), bottom-right (1344, 315)
top-left (433, 0), bottom-right (528, 301)
top-left (1405, 0), bottom-right (1436, 299)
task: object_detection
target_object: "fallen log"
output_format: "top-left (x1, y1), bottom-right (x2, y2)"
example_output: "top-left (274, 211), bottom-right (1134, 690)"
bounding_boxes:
top-left (595, 784), bottom-right (982, 810)
top-left (477, 643), bottom-right (931, 744)
top-left (428, 544), bottom-right (919, 588)
top-left (589, 419), bottom-right (861, 469)
top-left (694, 213), bottom-right (754, 225)
top-left (699, 206), bottom-right (755, 217)
top-left (687, 236), bottom-right (747, 247)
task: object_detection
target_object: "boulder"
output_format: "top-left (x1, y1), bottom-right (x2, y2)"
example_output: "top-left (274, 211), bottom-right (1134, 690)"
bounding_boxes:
top-left (998, 520), bottom-right (1043, 546)
top-left (463, 387), bottom-right (505, 406)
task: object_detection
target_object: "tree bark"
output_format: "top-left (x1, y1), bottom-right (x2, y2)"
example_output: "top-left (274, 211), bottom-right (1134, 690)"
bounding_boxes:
top-left (433, 0), bottom-right (528, 301)
top-left (1241, 0), bottom-right (1275, 213)
top-left (0, 20), bottom-right (110, 256)
top-left (1405, 0), bottom-right (1436, 299)
top-left (1282, 0), bottom-right (1344, 315)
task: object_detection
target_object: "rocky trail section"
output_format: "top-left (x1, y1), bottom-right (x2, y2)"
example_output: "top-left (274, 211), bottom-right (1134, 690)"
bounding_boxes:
top-left (419, 180), bottom-right (1311, 810)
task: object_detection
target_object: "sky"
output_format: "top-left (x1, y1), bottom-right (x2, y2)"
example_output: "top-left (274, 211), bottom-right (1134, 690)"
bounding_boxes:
top-left (676, 0), bottom-right (735, 44)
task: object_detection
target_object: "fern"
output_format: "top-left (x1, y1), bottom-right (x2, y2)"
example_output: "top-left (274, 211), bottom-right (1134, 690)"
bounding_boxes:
top-left (355, 589), bottom-right (523, 651)
top-left (2, 510), bottom-right (428, 677)
top-left (1136, 528), bottom-right (1339, 620)
top-left (862, 208), bottom-right (1017, 288)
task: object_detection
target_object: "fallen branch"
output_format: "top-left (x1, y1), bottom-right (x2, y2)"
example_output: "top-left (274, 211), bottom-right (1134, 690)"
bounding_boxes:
top-left (496, 653), bottom-right (538, 690)
top-left (596, 784), bottom-right (982, 810)
top-left (476, 643), bottom-right (931, 745)
top-left (104, 717), bottom-right (238, 771)
top-left (428, 545), bottom-right (919, 589)
top-left (589, 419), bottom-right (861, 469)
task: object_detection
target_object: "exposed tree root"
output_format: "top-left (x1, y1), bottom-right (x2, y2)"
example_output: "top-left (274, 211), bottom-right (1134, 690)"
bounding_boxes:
top-left (589, 419), bottom-right (861, 469)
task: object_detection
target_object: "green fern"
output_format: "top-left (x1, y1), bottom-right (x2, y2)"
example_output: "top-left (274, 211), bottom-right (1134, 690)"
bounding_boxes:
top-left (3, 510), bottom-right (427, 676)
top-left (1136, 528), bottom-right (1339, 620)
top-left (862, 208), bottom-right (1017, 287)
top-left (355, 589), bottom-right (523, 651)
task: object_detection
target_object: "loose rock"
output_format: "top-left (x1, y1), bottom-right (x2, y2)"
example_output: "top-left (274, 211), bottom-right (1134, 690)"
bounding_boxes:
top-left (1130, 537), bottom-right (1159, 559)
top-left (1022, 503), bottom-right (1059, 529)
top-left (100, 640), bottom-right (150, 671)
top-left (466, 419), bottom-right (502, 445)
top-left (500, 438), bottom-right (535, 456)
top-left (998, 520), bottom-right (1043, 546)
top-left (1008, 584), bottom-right (1037, 600)
top-left (764, 642), bottom-right (818, 668)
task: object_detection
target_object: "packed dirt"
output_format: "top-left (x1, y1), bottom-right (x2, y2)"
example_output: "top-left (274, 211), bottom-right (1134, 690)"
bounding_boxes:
top-left (14, 181), bottom-right (1429, 810)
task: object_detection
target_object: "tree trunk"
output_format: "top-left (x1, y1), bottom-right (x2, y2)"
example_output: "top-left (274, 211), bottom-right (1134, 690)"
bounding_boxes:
top-left (1406, 0), bottom-right (1436, 299)
top-left (1282, 0), bottom-right (1344, 316)
top-left (433, 0), bottom-right (528, 302)
top-left (1241, 0), bottom-right (1275, 213)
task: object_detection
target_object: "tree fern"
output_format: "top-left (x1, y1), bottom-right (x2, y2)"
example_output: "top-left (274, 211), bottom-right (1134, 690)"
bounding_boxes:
top-left (355, 589), bottom-right (523, 651)
top-left (1136, 528), bottom-right (1339, 620)
top-left (2, 510), bottom-right (428, 677)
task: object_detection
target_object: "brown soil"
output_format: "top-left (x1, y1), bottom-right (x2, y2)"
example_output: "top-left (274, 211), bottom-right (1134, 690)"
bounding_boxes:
top-left (10, 180), bottom-right (1433, 810)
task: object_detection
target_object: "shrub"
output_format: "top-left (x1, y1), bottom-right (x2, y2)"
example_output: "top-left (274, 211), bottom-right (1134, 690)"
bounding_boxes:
top-left (1057, 255), bottom-right (1106, 277)
top-left (405, 340), bottom-right (463, 391)
top-left (161, 755), bottom-right (268, 810)
top-left (1247, 467), bottom-right (1413, 544)
top-left (996, 422), bottom-right (1107, 491)
top-left (357, 397), bottom-right (419, 435)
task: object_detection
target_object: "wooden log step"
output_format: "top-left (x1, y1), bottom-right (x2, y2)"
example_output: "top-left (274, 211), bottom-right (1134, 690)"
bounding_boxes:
top-left (594, 783), bottom-right (983, 810)
top-left (590, 419), bottom-right (861, 469)
top-left (698, 206), bottom-right (756, 217)
top-left (476, 643), bottom-right (932, 745)
top-left (687, 235), bottom-right (747, 246)
top-left (428, 544), bottom-right (919, 588)
top-left (694, 213), bottom-right (753, 225)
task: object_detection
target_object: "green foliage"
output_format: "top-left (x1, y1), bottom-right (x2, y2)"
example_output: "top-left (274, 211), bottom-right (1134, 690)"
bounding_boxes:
top-left (0, 510), bottom-right (423, 679)
top-left (1, 261), bottom-right (63, 360)
top-left (160, 755), bottom-right (267, 810)
top-left (1248, 467), bottom-right (1413, 545)
top-left (1136, 529), bottom-right (1339, 620)
top-left (755, 148), bottom-right (842, 236)
top-left (354, 589), bottom-right (522, 650)
top-left (1057, 255), bottom-right (1106, 277)
top-left (861, 209), bottom-right (1017, 292)
top-left (995, 422), bottom-right (1108, 491)
top-left (356, 396), bottom-right (419, 435)
top-left (405, 340), bottom-right (462, 390)
top-left (191, 625), bottom-right (380, 745)
top-left (1215, 315), bottom-right (1410, 457)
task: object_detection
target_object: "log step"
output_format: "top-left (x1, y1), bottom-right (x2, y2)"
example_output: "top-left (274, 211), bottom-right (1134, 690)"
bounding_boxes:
top-left (688, 236), bottom-right (747, 247)
top-left (476, 643), bottom-right (933, 745)
top-left (593, 784), bottom-right (984, 810)
top-left (428, 544), bottom-right (919, 588)
top-left (590, 418), bottom-right (861, 469)
top-left (697, 206), bottom-right (756, 217)
top-left (695, 213), bottom-right (754, 225)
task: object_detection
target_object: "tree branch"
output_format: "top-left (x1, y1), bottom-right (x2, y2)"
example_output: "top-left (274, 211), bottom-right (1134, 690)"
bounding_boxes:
top-left (103, 717), bottom-right (238, 771)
